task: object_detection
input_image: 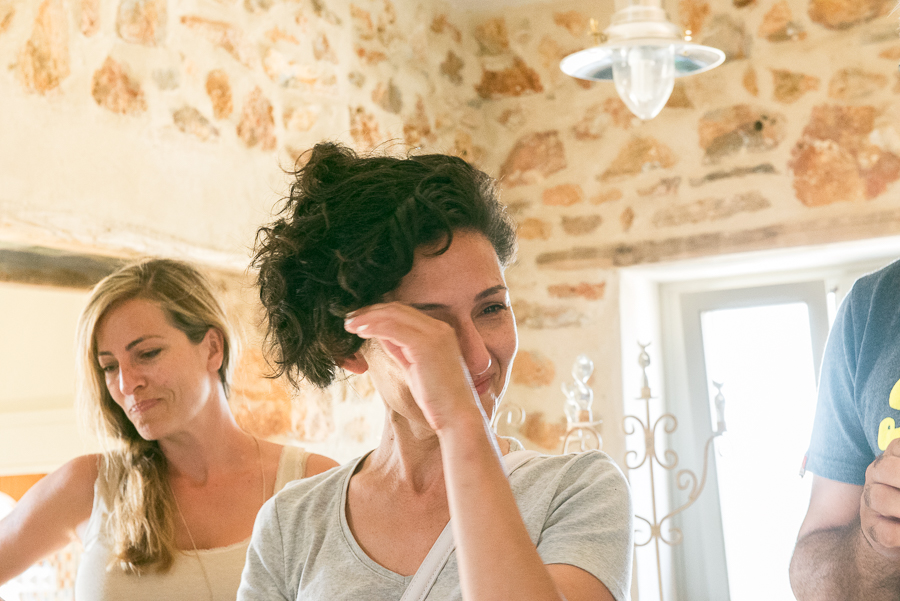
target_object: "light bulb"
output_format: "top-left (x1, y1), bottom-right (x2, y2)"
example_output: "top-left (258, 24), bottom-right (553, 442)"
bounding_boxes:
top-left (612, 45), bottom-right (675, 120)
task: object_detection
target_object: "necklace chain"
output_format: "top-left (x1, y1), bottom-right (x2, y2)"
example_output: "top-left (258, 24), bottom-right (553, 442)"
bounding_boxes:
top-left (171, 435), bottom-right (266, 601)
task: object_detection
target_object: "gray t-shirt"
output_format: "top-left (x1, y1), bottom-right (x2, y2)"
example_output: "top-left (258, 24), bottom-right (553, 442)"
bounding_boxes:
top-left (238, 447), bottom-right (633, 601)
top-left (806, 258), bottom-right (900, 485)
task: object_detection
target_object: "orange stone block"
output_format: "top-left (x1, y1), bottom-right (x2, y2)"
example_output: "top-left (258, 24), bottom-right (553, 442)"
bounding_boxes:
top-left (620, 207), bottom-right (635, 232)
top-left (180, 15), bottom-right (253, 66)
top-left (80, 0), bottom-right (100, 36)
top-left (758, 1), bottom-right (806, 41)
top-left (789, 104), bottom-right (900, 206)
top-left (698, 104), bottom-right (786, 163)
top-left (679, 0), bottom-right (710, 36)
top-left (809, 0), bottom-right (892, 30)
top-left (205, 69), bottom-right (232, 119)
top-left (828, 68), bottom-right (888, 101)
top-left (173, 106), bottom-right (218, 141)
top-left (543, 183), bottom-right (584, 207)
top-left (91, 56), bottom-right (146, 115)
top-left (561, 215), bottom-right (602, 235)
top-left (349, 106), bottom-right (382, 150)
top-left (237, 87), bottom-right (276, 151)
top-left (17, 0), bottom-right (70, 94)
top-left (553, 10), bottom-right (588, 36)
top-left (475, 56), bottom-right (543, 99)
top-left (517, 218), bottom-right (553, 240)
top-left (591, 188), bottom-right (623, 204)
top-left (547, 282), bottom-right (607, 300)
top-left (521, 412), bottom-right (567, 451)
top-left (474, 17), bottom-right (509, 56)
top-left (511, 350), bottom-right (556, 387)
top-left (440, 50), bottom-right (464, 85)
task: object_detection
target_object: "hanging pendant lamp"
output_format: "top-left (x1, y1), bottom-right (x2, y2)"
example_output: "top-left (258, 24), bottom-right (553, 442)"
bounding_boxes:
top-left (560, 0), bottom-right (725, 120)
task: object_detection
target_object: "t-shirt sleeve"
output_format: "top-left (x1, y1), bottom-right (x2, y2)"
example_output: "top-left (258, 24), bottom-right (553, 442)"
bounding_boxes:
top-left (238, 496), bottom-right (293, 601)
top-left (536, 452), bottom-right (634, 601)
top-left (805, 282), bottom-right (872, 485)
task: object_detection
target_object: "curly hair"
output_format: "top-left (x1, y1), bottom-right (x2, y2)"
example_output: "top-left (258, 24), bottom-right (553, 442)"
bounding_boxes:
top-left (253, 142), bottom-right (517, 389)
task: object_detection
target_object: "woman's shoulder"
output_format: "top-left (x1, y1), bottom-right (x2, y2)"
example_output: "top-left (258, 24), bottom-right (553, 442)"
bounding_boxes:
top-left (511, 450), bottom-right (630, 496)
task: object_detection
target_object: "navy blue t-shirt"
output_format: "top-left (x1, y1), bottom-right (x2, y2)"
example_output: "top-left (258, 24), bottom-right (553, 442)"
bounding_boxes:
top-left (806, 258), bottom-right (900, 486)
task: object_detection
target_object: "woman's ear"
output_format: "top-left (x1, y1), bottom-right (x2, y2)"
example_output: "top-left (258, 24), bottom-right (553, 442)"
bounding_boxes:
top-left (339, 351), bottom-right (369, 375)
top-left (204, 327), bottom-right (226, 372)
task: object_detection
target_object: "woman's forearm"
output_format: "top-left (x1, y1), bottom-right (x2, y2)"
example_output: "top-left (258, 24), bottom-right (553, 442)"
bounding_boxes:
top-left (437, 409), bottom-right (564, 601)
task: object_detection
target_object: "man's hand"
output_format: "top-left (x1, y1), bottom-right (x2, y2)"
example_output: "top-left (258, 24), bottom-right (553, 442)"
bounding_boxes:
top-left (861, 438), bottom-right (900, 560)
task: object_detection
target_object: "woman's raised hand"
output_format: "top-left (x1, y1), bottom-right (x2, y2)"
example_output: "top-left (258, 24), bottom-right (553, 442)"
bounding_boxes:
top-left (344, 302), bottom-right (485, 433)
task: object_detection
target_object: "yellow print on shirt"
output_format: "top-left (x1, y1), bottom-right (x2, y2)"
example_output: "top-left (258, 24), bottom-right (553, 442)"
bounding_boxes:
top-left (878, 377), bottom-right (900, 450)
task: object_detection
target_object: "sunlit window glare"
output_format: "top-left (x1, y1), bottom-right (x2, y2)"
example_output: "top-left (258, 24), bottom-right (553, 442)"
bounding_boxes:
top-left (700, 302), bottom-right (818, 601)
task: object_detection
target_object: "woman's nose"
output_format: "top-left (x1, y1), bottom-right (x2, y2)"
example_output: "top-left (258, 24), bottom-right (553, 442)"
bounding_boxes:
top-left (456, 321), bottom-right (492, 377)
top-left (117, 363), bottom-right (144, 396)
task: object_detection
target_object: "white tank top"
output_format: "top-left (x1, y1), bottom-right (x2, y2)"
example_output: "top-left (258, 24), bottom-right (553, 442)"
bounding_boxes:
top-left (74, 445), bottom-right (309, 601)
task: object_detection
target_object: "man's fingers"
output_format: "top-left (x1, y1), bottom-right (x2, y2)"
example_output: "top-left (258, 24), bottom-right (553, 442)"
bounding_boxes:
top-left (869, 454), bottom-right (900, 489)
top-left (863, 482), bottom-right (900, 521)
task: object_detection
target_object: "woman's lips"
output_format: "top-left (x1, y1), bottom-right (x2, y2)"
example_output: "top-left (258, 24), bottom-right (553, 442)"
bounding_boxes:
top-left (130, 398), bottom-right (160, 415)
top-left (473, 376), bottom-right (492, 395)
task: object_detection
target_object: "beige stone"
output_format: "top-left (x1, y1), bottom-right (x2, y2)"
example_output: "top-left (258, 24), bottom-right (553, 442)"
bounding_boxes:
top-left (759, 1), bottom-right (806, 41)
top-left (403, 96), bottom-right (433, 147)
top-left (355, 46), bottom-right (387, 65)
top-left (518, 218), bottom-right (553, 240)
top-left (620, 207), bottom-right (635, 232)
top-left (743, 66), bottom-right (759, 96)
top-left (475, 56), bottom-right (543, 99)
top-left (543, 184), bottom-right (584, 207)
top-left (372, 79), bottom-right (402, 114)
top-left (690, 163), bottom-right (777, 186)
top-left (772, 69), bottom-right (820, 104)
top-left (698, 105), bottom-right (786, 162)
top-left (553, 11), bottom-right (587, 37)
top-left (665, 82), bottom-right (694, 109)
top-left (511, 350), bottom-right (556, 387)
top-left (513, 300), bottom-right (590, 329)
top-left (440, 50), bottom-right (464, 85)
top-left (572, 104), bottom-right (609, 140)
top-left (180, 15), bottom-right (253, 66)
top-left (79, 0), bottom-right (100, 37)
top-left (679, 0), bottom-right (710, 36)
top-left (547, 282), bottom-right (606, 300)
top-left (205, 69), bottom-right (232, 119)
top-left (809, 0), bottom-right (892, 30)
top-left (591, 188), bottom-right (623, 204)
top-left (236, 87), bottom-right (276, 151)
top-left (350, 4), bottom-right (375, 41)
top-left (173, 106), bottom-right (218, 141)
top-left (349, 106), bottom-right (382, 150)
top-left (637, 176), bottom-right (681, 197)
top-left (17, 0), bottom-right (70, 94)
top-left (499, 131), bottom-right (567, 187)
top-left (828, 68), bottom-right (888, 101)
top-left (284, 105), bottom-right (320, 132)
top-left (116, 0), bottom-right (166, 46)
top-left (348, 71), bottom-right (366, 87)
top-left (450, 131), bottom-right (485, 165)
top-left (561, 215), bottom-right (602, 235)
top-left (700, 14), bottom-right (751, 61)
top-left (474, 17), bottom-right (509, 56)
top-left (311, 0), bottom-right (342, 26)
top-left (789, 104), bottom-right (900, 206)
top-left (521, 411), bottom-right (566, 450)
top-left (431, 14), bottom-right (462, 43)
top-left (497, 106), bottom-right (526, 129)
top-left (652, 191), bottom-right (771, 228)
top-left (91, 56), bottom-right (146, 115)
top-left (600, 137), bottom-right (677, 181)
top-left (313, 32), bottom-right (337, 63)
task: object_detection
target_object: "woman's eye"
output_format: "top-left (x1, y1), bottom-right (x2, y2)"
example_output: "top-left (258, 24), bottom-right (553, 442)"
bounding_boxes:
top-left (482, 303), bottom-right (507, 315)
top-left (139, 349), bottom-right (161, 360)
top-left (100, 364), bottom-right (117, 374)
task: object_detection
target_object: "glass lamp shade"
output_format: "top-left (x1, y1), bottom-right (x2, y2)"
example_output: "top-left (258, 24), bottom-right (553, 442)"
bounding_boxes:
top-left (612, 44), bottom-right (675, 120)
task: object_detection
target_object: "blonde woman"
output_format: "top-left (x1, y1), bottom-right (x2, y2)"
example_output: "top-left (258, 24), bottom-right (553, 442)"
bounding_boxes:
top-left (0, 258), bottom-right (337, 600)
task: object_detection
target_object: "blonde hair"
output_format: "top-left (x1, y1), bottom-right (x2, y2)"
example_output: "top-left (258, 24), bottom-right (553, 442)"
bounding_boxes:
top-left (75, 258), bottom-right (239, 573)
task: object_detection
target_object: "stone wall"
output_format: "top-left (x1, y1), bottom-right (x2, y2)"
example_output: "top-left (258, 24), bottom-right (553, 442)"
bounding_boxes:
top-left (3, 0), bottom-right (900, 465)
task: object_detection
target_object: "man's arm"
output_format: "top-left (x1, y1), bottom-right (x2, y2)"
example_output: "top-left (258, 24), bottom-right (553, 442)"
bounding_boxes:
top-left (791, 444), bottom-right (900, 601)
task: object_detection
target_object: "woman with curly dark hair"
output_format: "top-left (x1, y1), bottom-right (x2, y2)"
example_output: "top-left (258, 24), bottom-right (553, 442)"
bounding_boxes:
top-left (239, 142), bottom-right (633, 601)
